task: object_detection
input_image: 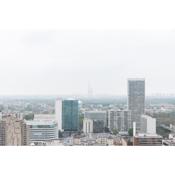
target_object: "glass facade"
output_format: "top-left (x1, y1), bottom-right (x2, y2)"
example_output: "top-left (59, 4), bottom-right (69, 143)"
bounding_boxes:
top-left (62, 100), bottom-right (79, 131)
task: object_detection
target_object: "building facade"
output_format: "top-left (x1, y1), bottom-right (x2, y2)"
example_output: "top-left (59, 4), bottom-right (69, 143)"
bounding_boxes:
top-left (83, 118), bottom-right (105, 134)
top-left (0, 121), bottom-right (5, 145)
top-left (55, 99), bottom-right (79, 132)
top-left (84, 111), bottom-right (107, 126)
top-left (25, 120), bottom-right (58, 142)
top-left (128, 78), bottom-right (145, 130)
top-left (133, 133), bottom-right (162, 146)
top-left (108, 110), bottom-right (131, 132)
top-left (0, 115), bottom-right (29, 146)
top-left (140, 115), bottom-right (156, 134)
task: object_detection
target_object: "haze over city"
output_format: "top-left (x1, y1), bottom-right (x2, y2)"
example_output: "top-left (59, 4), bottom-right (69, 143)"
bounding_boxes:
top-left (0, 31), bottom-right (175, 96)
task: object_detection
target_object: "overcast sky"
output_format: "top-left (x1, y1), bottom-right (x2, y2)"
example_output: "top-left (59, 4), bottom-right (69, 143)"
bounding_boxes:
top-left (0, 31), bottom-right (175, 96)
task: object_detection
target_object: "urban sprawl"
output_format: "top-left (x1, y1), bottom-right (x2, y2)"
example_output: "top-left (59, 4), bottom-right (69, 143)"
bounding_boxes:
top-left (0, 79), bottom-right (175, 146)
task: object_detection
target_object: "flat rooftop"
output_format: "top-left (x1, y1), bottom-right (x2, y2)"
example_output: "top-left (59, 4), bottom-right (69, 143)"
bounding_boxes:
top-left (135, 133), bottom-right (162, 138)
top-left (34, 114), bottom-right (55, 120)
top-left (25, 120), bottom-right (57, 126)
top-left (128, 78), bottom-right (145, 81)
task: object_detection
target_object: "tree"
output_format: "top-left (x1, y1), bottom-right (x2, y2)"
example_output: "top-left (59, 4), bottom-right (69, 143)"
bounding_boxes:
top-left (112, 129), bottom-right (118, 135)
top-left (128, 128), bottom-right (133, 136)
top-left (24, 113), bottom-right (34, 120)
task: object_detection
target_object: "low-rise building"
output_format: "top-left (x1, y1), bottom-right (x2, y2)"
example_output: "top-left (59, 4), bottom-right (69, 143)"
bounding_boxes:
top-left (162, 139), bottom-right (175, 146)
top-left (133, 133), bottom-right (162, 146)
top-left (25, 120), bottom-right (58, 142)
top-left (162, 133), bottom-right (175, 146)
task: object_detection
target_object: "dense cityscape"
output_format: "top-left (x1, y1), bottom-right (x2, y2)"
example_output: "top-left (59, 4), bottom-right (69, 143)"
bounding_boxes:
top-left (1, 3), bottom-right (175, 175)
top-left (0, 78), bottom-right (175, 146)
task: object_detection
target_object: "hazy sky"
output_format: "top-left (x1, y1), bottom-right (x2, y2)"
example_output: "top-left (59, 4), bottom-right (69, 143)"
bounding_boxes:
top-left (0, 31), bottom-right (175, 96)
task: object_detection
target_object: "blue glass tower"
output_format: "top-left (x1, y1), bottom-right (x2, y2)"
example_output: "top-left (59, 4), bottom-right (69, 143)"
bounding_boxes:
top-left (62, 100), bottom-right (79, 131)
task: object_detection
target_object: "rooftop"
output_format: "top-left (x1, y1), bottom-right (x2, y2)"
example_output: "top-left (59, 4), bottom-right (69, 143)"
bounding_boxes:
top-left (25, 120), bottom-right (57, 126)
top-left (34, 114), bottom-right (55, 120)
top-left (135, 133), bottom-right (162, 138)
top-left (128, 78), bottom-right (145, 81)
top-left (141, 114), bottom-right (155, 120)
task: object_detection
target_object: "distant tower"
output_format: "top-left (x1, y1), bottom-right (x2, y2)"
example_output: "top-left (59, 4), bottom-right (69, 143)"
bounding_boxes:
top-left (88, 82), bottom-right (93, 98)
top-left (127, 78), bottom-right (145, 131)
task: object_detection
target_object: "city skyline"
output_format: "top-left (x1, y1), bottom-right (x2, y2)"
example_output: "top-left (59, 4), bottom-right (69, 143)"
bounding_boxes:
top-left (1, 0), bottom-right (174, 173)
top-left (0, 31), bottom-right (175, 95)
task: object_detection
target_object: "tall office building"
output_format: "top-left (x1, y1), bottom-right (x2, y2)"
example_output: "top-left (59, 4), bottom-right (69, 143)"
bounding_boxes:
top-left (128, 78), bottom-right (145, 130)
top-left (55, 99), bottom-right (79, 132)
top-left (0, 115), bottom-right (29, 146)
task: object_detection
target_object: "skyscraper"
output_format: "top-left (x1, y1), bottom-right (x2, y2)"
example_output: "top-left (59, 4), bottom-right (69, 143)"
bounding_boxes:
top-left (55, 99), bottom-right (79, 132)
top-left (128, 78), bottom-right (145, 130)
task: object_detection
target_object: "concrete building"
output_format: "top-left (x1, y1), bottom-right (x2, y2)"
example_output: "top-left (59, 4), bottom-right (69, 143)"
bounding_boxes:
top-left (128, 78), bottom-right (145, 130)
top-left (0, 121), bottom-right (5, 145)
top-left (83, 118), bottom-right (93, 133)
top-left (0, 115), bottom-right (29, 146)
top-left (141, 115), bottom-right (156, 134)
top-left (162, 133), bottom-right (175, 146)
top-left (83, 118), bottom-right (105, 134)
top-left (162, 139), bottom-right (175, 146)
top-left (25, 120), bottom-right (58, 142)
top-left (133, 121), bottom-right (162, 146)
top-left (133, 133), bottom-right (162, 146)
top-left (55, 99), bottom-right (79, 132)
top-left (84, 111), bottom-right (107, 126)
top-left (108, 110), bottom-right (131, 132)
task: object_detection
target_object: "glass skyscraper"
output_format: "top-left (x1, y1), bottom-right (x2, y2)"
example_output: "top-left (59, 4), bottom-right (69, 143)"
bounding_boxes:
top-left (62, 100), bottom-right (79, 131)
top-left (55, 99), bottom-right (79, 132)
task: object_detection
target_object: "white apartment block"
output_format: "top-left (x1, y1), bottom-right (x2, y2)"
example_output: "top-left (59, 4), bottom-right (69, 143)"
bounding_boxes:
top-left (108, 110), bottom-right (131, 132)
top-left (83, 118), bottom-right (93, 134)
top-left (141, 115), bottom-right (156, 134)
